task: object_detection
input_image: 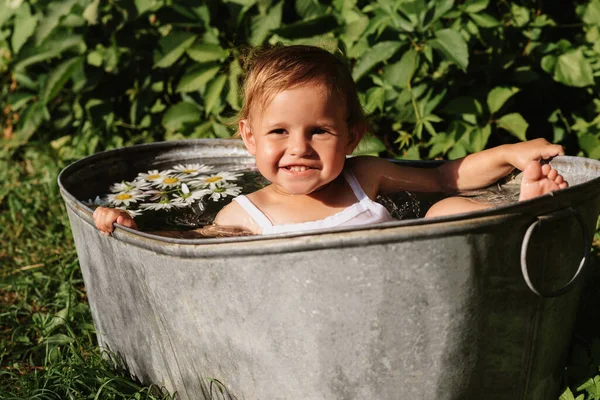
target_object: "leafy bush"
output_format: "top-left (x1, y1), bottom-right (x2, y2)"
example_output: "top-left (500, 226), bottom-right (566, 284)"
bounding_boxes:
top-left (2, 0), bottom-right (600, 398)
top-left (1, 0), bottom-right (600, 162)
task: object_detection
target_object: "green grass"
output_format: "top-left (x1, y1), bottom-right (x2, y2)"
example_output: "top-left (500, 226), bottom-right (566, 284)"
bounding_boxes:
top-left (1, 145), bottom-right (599, 399)
top-left (0, 146), bottom-right (175, 399)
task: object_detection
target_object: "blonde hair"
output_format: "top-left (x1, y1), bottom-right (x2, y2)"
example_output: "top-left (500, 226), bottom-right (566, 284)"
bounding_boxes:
top-left (234, 44), bottom-right (366, 139)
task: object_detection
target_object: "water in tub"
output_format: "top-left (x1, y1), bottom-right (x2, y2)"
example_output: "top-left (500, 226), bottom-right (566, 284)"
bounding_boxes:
top-left (85, 162), bottom-right (522, 237)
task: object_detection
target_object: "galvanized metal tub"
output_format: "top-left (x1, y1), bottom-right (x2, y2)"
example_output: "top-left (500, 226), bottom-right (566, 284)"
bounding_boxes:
top-left (58, 139), bottom-right (600, 400)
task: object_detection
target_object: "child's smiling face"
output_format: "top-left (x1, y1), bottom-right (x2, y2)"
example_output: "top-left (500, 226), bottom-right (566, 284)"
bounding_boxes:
top-left (240, 83), bottom-right (361, 196)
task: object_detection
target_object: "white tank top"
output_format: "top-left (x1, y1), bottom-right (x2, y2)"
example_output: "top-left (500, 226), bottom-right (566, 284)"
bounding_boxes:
top-left (232, 169), bottom-right (395, 234)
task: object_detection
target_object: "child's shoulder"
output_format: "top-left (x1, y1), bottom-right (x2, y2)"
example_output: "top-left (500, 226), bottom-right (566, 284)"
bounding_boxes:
top-left (213, 197), bottom-right (261, 234)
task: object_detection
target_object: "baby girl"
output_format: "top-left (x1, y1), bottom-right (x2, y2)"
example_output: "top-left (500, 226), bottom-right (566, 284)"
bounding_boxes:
top-left (93, 45), bottom-right (567, 236)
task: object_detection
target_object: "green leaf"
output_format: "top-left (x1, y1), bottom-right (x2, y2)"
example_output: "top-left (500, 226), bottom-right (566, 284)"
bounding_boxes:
top-left (353, 134), bottom-right (386, 156)
top-left (83, 0), bottom-right (100, 25)
top-left (464, 0), bottom-right (488, 13)
top-left (186, 43), bottom-right (229, 63)
top-left (382, 48), bottom-right (418, 88)
top-left (12, 3), bottom-right (38, 54)
top-left (540, 55), bottom-right (556, 75)
top-left (212, 121), bottom-right (232, 138)
top-left (162, 102), bottom-right (201, 132)
top-left (274, 15), bottom-right (338, 38)
top-left (8, 92), bottom-right (35, 111)
top-left (15, 33), bottom-right (85, 71)
top-left (401, 144), bottom-right (421, 160)
top-left (578, 134), bottom-right (600, 159)
top-left (487, 87), bottom-right (520, 114)
top-left (176, 64), bottom-right (220, 93)
top-left (135, 0), bottom-right (161, 15)
top-left (496, 113), bottom-right (529, 141)
top-left (577, 376), bottom-right (600, 398)
top-left (42, 333), bottom-right (74, 345)
top-left (35, 0), bottom-right (76, 45)
top-left (153, 32), bottom-right (197, 68)
top-left (11, 101), bottom-right (45, 149)
top-left (365, 86), bottom-right (385, 113)
top-left (249, 1), bottom-right (283, 45)
top-left (511, 3), bottom-right (530, 27)
top-left (352, 41), bottom-right (402, 81)
top-left (559, 387), bottom-right (576, 400)
top-left (583, 0), bottom-right (600, 25)
top-left (469, 124), bottom-right (491, 152)
top-left (296, 0), bottom-right (327, 19)
top-left (553, 50), bottom-right (594, 87)
top-left (40, 57), bottom-right (82, 104)
top-left (469, 12), bottom-right (500, 28)
top-left (448, 142), bottom-right (467, 159)
top-left (343, 15), bottom-right (369, 47)
top-left (204, 74), bottom-right (227, 115)
top-left (87, 50), bottom-right (102, 67)
top-left (428, 0), bottom-right (454, 27)
top-left (227, 59), bottom-right (242, 110)
top-left (443, 96), bottom-right (482, 115)
top-left (429, 29), bottom-right (469, 71)
top-left (0, 2), bottom-right (17, 28)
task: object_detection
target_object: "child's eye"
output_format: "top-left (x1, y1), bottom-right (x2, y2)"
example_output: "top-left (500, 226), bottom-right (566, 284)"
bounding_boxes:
top-left (269, 129), bottom-right (286, 134)
top-left (313, 128), bottom-right (329, 135)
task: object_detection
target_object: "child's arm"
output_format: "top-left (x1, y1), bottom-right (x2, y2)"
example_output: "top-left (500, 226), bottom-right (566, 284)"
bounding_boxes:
top-left (436, 138), bottom-right (564, 191)
top-left (93, 206), bottom-right (138, 235)
top-left (351, 138), bottom-right (564, 195)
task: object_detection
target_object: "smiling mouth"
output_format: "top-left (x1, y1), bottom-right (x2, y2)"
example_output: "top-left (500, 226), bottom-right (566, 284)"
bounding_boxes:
top-left (282, 165), bottom-right (315, 172)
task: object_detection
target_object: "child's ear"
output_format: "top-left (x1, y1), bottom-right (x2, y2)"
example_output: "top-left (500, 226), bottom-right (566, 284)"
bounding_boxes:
top-left (346, 123), bottom-right (366, 155)
top-left (239, 119), bottom-right (256, 155)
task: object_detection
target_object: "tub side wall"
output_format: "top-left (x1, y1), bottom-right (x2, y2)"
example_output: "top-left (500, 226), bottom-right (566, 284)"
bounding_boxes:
top-left (66, 205), bottom-right (586, 400)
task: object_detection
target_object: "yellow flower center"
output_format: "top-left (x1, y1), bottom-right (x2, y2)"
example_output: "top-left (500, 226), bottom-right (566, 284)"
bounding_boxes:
top-left (205, 176), bottom-right (222, 183)
top-left (148, 174), bottom-right (161, 180)
top-left (115, 193), bottom-right (133, 200)
top-left (163, 177), bottom-right (179, 184)
top-left (183, 169), bottom-right (196, 174)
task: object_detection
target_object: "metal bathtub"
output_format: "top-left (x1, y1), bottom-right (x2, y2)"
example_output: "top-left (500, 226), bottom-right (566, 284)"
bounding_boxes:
top-left (58, 139), bottom-right (600, 400)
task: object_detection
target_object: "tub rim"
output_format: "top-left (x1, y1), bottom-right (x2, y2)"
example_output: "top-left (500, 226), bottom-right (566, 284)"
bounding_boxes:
top-left (58, 139), bottom-right (600, 257)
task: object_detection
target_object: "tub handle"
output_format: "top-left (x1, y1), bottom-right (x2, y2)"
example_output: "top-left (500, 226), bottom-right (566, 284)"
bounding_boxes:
top-left (520, 207), bottom-right (590, 298)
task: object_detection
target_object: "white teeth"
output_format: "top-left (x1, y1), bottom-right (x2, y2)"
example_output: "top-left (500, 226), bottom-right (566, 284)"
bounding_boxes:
top-left (288, 166), bottom-right (309, 172)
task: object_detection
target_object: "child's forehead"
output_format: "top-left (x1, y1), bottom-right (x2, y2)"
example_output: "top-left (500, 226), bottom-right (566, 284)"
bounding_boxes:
top-left (250, 82), bottom-right (344, 116)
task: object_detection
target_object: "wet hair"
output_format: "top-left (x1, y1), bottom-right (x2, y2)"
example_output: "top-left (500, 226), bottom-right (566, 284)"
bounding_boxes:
top-left (234, 44), bottom-right (366, 139)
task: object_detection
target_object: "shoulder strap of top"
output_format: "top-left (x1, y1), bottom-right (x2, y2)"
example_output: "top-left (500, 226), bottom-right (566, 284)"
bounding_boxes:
top-left (343, 168), bottom-right (368, 201)
top-left (232, 195), bottom-right (273, 228)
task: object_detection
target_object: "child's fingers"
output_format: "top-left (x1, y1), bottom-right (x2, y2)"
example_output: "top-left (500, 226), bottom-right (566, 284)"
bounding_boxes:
top-left (116, 215), bottom-right (138, 230)
top-left (541, 144), bottom-right (565, 159)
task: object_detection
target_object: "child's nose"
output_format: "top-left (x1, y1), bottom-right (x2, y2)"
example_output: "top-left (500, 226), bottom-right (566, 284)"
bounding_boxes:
top-left (288, 133), bottom-right (312, 156)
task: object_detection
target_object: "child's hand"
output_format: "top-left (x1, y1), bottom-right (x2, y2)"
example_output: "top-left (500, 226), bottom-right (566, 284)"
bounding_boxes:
top-left (509, 138), bottom-right (565, 170)
top-left (93, 206), bottom-right (138, 236)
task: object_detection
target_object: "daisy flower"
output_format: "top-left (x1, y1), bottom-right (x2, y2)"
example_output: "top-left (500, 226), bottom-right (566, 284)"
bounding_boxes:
top-left (106, 190), bottom-right (146, 207)
top-left (140, 196), bottom-right (187, 211)
top-left (83, 196), bottom-right (107, 206)
top-left (131, 178), bottom-right (154, 191)
top-left (137, 170), bottom-right (169, 184)
top-left (204, 182), bottom-right (242, 202)
top-left (167, 163), bottom-right (213, 177)
top-left (110, 180), bottom-right (140, 193)
top-left (116, 207), bottom-right (143, 218)
top-left (155, 175), bottom-right (182, 189)
top-left (189, 171), bottom-right (242, 189)
top-left (172, 192), bottom-right (195, 206)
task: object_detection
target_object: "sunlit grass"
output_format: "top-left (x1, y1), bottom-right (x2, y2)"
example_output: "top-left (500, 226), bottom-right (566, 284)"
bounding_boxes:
top-left (0, 145), bottom-right (175, 399)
